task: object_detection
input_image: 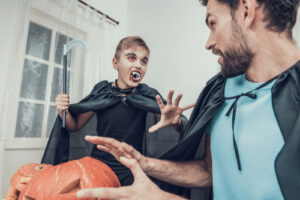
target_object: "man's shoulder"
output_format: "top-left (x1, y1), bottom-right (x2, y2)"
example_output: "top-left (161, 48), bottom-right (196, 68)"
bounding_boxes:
top-left (201, 73), bottom-right (226, 95)
top-left (206, 73), bottom-right (225, 86)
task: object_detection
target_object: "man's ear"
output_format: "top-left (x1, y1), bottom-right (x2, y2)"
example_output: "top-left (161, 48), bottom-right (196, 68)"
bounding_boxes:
top-left (112, 57), bottom-right (119, 70)
top-left (241, 0), bottom-right (258, 29)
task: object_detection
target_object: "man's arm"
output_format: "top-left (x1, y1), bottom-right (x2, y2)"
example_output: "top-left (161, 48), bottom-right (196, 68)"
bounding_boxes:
top-left (85, 134), bottom-right (212, 188)
top-left (144, 134), bottom-right (212, 187)
top-left (77, 157), bottom-right (188, 200)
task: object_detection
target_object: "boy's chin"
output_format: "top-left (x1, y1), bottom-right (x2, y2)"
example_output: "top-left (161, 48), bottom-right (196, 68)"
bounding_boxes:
top-left (128, 79), bottom-right (141, 87)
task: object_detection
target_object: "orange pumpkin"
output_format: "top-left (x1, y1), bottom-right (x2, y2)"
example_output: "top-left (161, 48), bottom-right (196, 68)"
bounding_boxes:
top-left (10, 163), bottom-right (53, 192)
top-left (5, 163), bottom-right (52, 200)
top-left (19, 157), bottom-right (120, 200)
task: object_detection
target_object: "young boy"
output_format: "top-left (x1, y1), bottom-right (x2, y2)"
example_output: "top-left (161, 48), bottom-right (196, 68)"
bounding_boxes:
top-left (42, 36), bottom-right (188, 186)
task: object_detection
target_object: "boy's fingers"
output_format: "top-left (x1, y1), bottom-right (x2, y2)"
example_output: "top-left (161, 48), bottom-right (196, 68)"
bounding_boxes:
top-left (174, 94), bottom-right (183, 106)
top-left (155, 95), bottom-right (165, 110)
top-left (77, 187), bottom-right (129, 199)
top-left (167, 90), bottom-right (174, 105)
top-left (182, 103), bottom-right (195, 111)
top-left (148, 121), bottom-right (164, 133)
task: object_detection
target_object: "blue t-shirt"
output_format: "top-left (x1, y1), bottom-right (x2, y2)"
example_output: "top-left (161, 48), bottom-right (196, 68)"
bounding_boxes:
top-left (210, 74), bottom-right (284, 200)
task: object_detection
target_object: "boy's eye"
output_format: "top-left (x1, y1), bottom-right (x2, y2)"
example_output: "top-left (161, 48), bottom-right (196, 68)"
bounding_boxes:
top-left (128, 56), bottom-right (136, 61)
top-left (141, 59), bottom-right (148, 65)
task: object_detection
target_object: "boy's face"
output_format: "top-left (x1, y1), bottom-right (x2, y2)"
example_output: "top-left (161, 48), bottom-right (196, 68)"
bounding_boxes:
top-left (113, 46), bottom-right (149, 89)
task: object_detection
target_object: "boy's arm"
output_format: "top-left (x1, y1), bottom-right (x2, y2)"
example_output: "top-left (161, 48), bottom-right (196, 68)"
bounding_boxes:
top-left (58, 110), bottom-right (95, 132)
top-left (56, 94), bottom-right (95, 131)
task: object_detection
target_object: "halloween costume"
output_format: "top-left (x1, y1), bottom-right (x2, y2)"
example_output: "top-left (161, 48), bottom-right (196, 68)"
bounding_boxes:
top-left (42, 81), bottom-right (186, 185)
top-left (161, 60), bottom-right (300, 199)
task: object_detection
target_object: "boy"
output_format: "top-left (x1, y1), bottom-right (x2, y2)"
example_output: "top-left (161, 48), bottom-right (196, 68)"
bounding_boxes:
top-left (42, 36), bottom-right (189, 186)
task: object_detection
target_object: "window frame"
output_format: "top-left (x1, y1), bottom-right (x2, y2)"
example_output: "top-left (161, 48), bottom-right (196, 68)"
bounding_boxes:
top-left (7, 7), bottom-right (86, 146)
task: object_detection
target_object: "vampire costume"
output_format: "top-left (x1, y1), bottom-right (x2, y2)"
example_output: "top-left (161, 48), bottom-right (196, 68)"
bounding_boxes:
top-left (159, 60), bottom-right (300, 200)
top-left (41, 81), bottom-right (187, 186)
top-left (42, 60), bottom-right (300, 199)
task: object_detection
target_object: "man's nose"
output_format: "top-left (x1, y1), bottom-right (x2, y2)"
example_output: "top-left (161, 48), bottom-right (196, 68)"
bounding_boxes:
top-left (205, 33), bottom-right (215, 50)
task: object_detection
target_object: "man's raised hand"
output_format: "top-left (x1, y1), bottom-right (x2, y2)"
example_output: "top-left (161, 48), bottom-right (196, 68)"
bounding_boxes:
top-left (85, 136), bottom-right (148, 170)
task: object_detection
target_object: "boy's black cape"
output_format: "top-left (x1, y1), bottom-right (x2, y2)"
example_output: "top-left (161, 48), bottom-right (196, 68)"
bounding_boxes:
top-left (42, 81), bottom-right (185, 165)
top-left (41, 81), bottom-right (189, 194)
top-left (42, 61), bottom-right (300, 199)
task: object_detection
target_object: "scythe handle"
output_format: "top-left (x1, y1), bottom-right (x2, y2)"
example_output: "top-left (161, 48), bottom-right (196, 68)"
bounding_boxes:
top-left (62, 54), bottom-right (68, 128)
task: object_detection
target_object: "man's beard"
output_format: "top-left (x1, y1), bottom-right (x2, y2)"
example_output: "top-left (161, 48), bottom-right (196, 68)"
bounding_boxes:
top-left (218, 21), bottom-right (254, 78)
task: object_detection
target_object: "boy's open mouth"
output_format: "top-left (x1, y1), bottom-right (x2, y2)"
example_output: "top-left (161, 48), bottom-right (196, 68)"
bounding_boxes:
top-left (130, 71), bottom-right (141, 82)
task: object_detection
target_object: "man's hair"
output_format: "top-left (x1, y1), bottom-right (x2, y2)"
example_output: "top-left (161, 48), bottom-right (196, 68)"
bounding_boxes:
top-left (114, 36), bottom-right (150, 60)
top-left (200, 0), bottom-right (300, 37)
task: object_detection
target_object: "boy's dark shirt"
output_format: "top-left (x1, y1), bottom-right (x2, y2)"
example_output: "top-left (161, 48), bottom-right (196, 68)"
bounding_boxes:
top-left (93, 101), bottom-right (146, 185)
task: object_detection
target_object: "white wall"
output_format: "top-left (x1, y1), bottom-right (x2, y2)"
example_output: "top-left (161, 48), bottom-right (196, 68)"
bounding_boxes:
top-left (0, 0), bottom-right (128, 198)
top-left (127, 0), bottom-right (219, 117)
top-left (84, 0), bottom-right (128, 31)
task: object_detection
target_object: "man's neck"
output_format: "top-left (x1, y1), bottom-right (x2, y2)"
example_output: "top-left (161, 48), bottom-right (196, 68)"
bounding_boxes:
top-left (245, 32), bottom-right (300, 83)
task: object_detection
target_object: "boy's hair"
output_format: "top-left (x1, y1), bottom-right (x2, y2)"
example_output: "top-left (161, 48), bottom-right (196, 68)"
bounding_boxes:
top-left (114, 36), bottom-right (150, 60)
top-left (200, 0), bottom-right (300, 38)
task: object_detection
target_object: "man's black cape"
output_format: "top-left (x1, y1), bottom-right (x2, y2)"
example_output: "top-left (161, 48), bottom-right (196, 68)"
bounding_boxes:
top-left (159, 61), bottom-right (300, 200)
top-left (42, 61), bottom-right (300, 200)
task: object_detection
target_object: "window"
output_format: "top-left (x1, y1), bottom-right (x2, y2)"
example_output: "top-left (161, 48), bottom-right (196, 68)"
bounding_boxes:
top-left (15, 21), bottom-right (74, 138)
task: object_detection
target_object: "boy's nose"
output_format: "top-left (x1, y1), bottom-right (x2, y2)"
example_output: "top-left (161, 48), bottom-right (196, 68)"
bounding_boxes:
top-left (134, 62), bottom-right (142, 69)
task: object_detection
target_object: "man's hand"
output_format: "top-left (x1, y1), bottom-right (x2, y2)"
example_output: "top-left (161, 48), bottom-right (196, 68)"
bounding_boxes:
top-left (77, 157), bottom-right (186, 200)
top-left (149, 90), bottom-right (195, 133)
top-left (85, 136), bottom-right (148, 171)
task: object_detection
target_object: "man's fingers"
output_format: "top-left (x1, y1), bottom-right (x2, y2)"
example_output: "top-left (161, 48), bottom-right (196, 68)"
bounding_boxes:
top-left (182, 103), bottom-right (195, 111)
top-left (155, 95), bottom-right (165, 110)
top-left (148, 121), bottom-right (164, 133)
top-left (85, 136), bottom-right (121, 149)
top-left (97, 144), bottom-right (111, 153)
top-left (119, 157), bottom-right (146, 180)
top-left (167, 90), bottom-right (174, 105)
top-left (77, 187), bottom-right (130, 199)
top-left (174, 94), bottom-right (183, 106)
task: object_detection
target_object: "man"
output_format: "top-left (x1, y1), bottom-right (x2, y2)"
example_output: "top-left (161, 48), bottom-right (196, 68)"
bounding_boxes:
top-left (77, 0), bottom-right (300, 199)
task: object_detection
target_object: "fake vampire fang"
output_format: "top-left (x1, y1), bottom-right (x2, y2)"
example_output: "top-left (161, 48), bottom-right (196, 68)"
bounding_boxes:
top-left (130, 71), bottom-right (141, 82)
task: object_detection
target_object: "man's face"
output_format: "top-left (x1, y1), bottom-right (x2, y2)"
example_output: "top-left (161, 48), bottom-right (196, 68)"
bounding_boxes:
top-left (205, 0), bottom-right (253, 78)
top-left (113, 46), bottom-right (149, 88)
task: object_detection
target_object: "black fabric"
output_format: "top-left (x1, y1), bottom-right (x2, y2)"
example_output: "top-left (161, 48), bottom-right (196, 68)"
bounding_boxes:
top-left (158, 60), bottom-right (300, 200)
top-left (41, 81), bottom-right (165, 165)
top-left (93, 101), bottom-right (146, 185)
top-left (41, 60), bottom-right (300, 199)
top-left (41, 81), bottom-right (189, 195)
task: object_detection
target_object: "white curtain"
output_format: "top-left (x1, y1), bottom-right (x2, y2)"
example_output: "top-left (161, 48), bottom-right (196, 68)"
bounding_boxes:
top-left (0, 0), bottom-right (120, 196)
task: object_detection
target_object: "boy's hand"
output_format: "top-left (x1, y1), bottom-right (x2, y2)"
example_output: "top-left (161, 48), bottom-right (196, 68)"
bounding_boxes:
top-left (77, 157), bottom-right (174, 200)
top-left (149, 90), bottom-right (194, 133)
top-left (55, 94), bottom-right (70, 114)
top-left (85, 136), bottom-right (148, 171)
